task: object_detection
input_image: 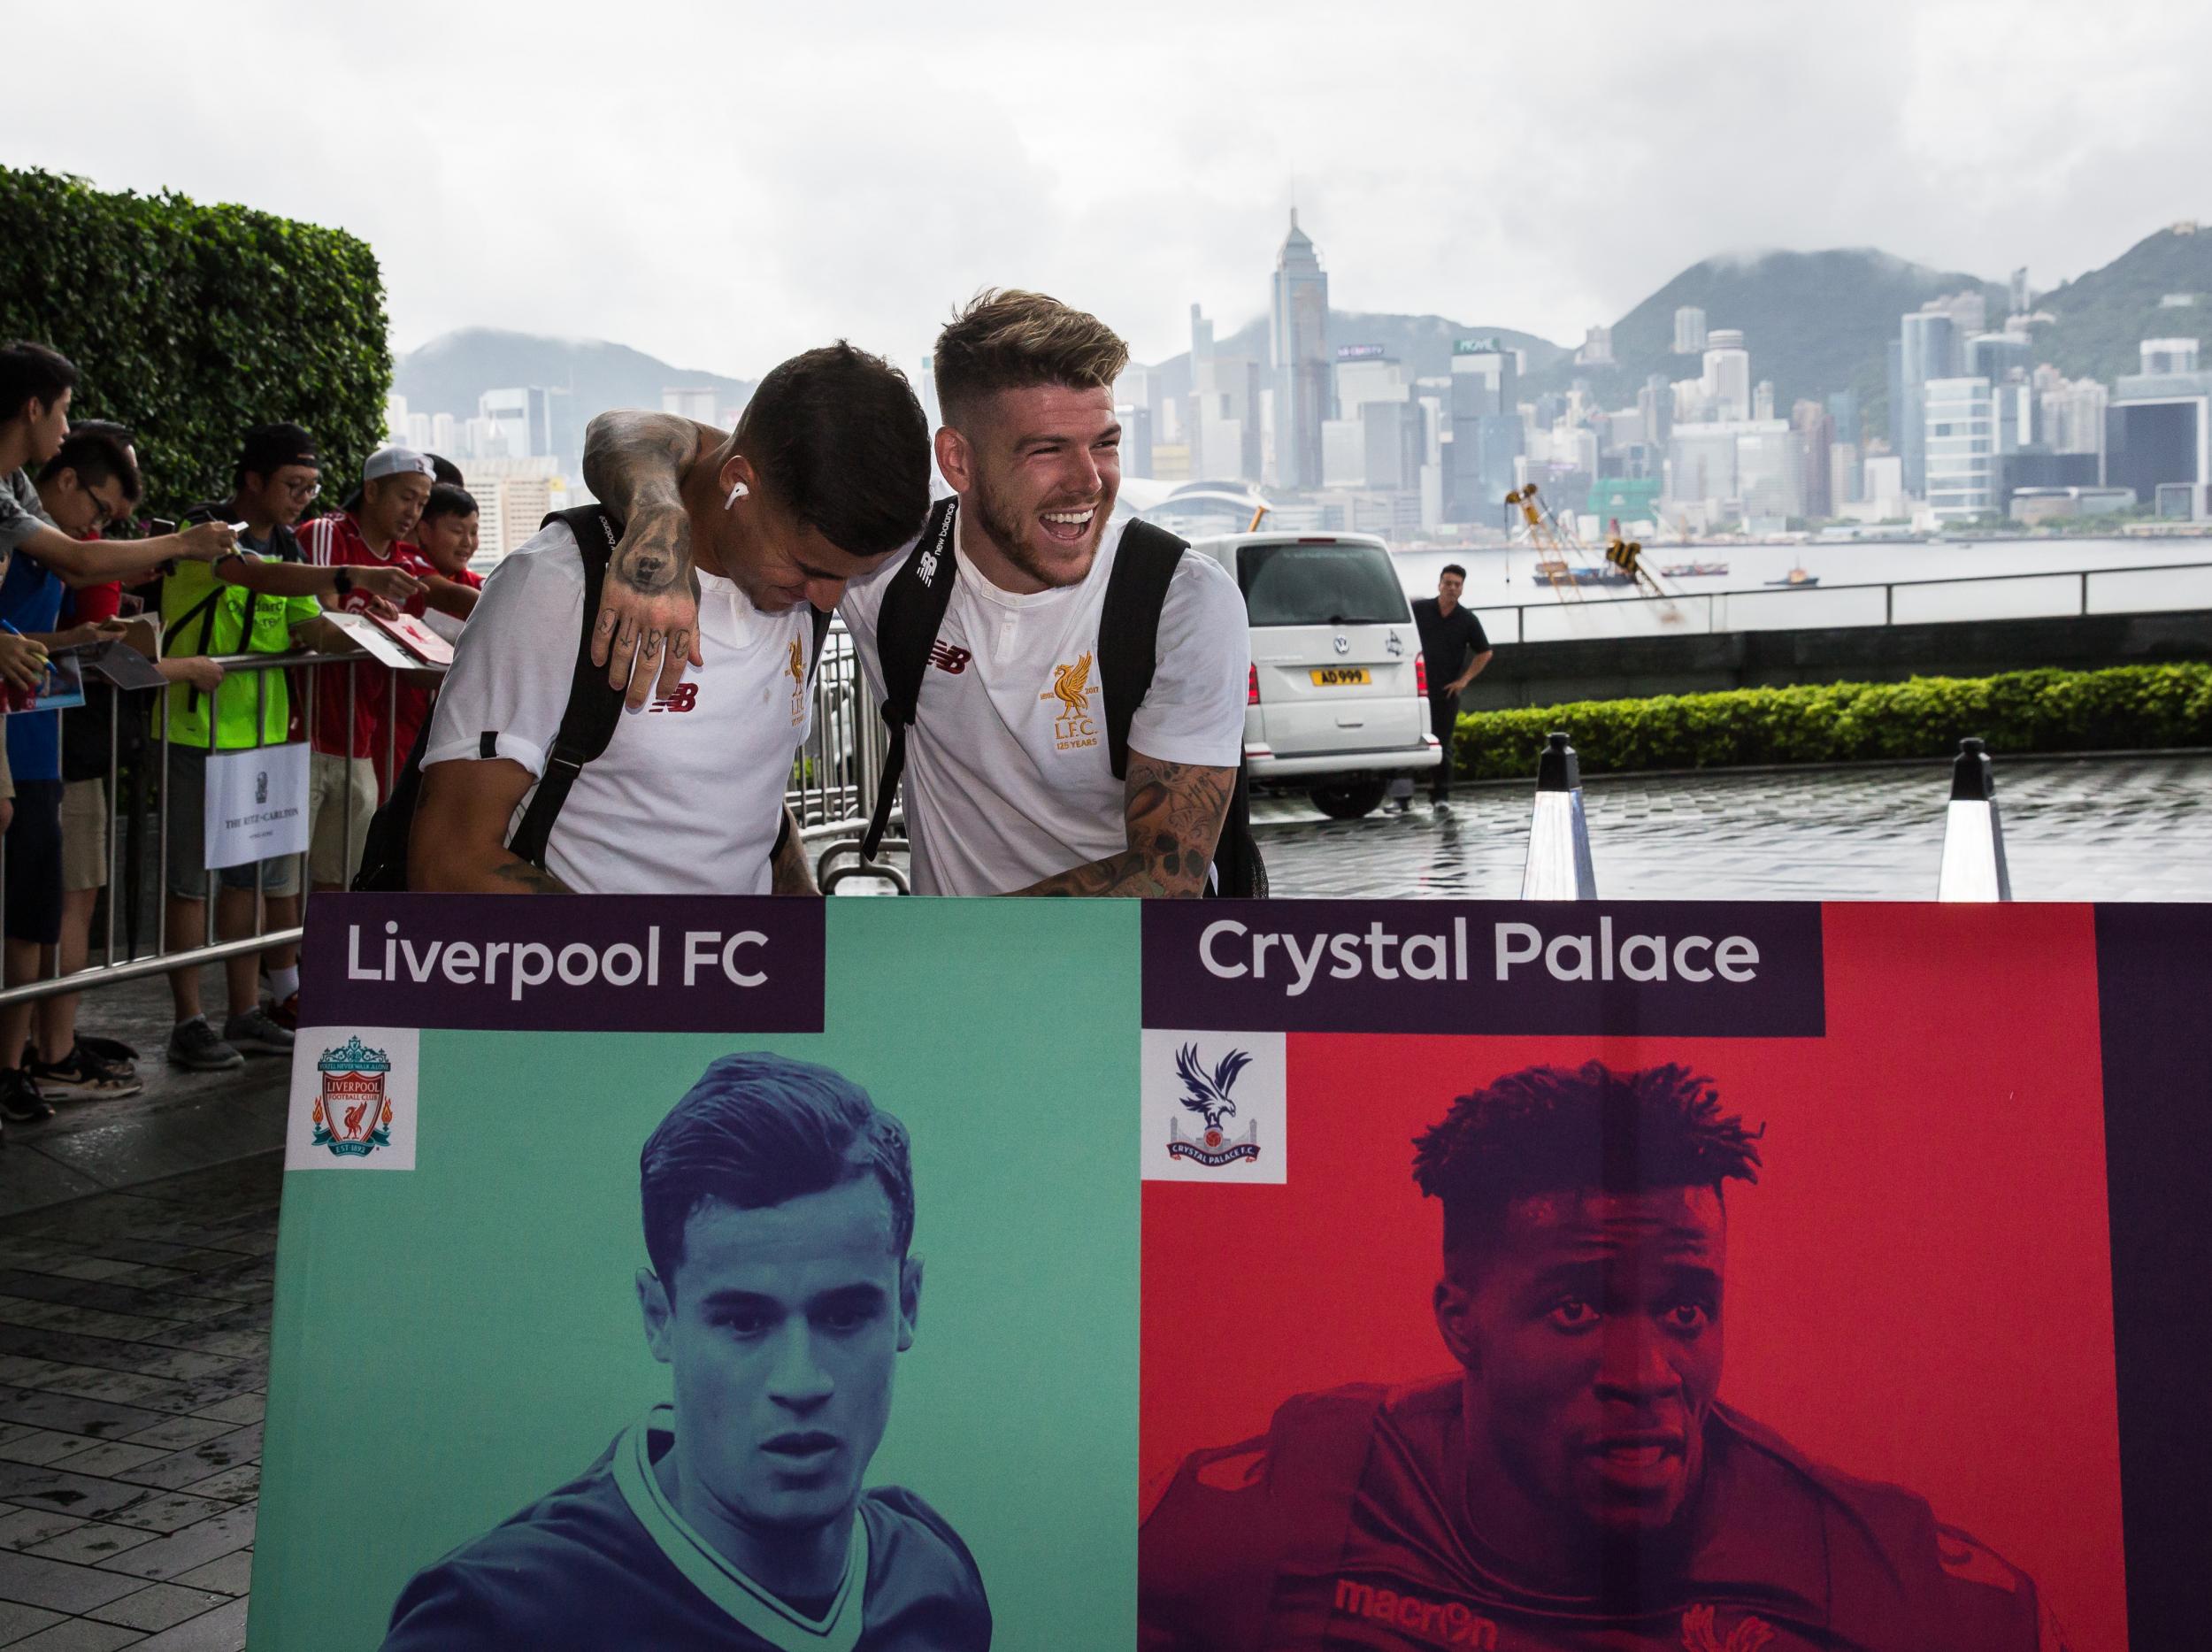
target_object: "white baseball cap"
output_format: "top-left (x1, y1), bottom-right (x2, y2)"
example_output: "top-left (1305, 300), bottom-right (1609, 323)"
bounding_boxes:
top-left (363, 446), bottom-right (436, 483)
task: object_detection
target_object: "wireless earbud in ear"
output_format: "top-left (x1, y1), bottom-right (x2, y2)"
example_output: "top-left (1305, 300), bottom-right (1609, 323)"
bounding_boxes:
top-left (724, 480), bottom-right (750, 510)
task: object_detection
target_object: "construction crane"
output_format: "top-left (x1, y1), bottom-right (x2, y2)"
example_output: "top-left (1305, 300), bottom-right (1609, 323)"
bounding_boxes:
top-left (1601, 534), bottom-right (1681, 605)
top-left (1503, 484), bottom-right (1588, 601)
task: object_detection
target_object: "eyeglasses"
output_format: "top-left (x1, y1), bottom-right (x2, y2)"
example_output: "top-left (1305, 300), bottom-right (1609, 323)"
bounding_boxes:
top-left (281, 478), bottom-right (323, 501)
top-left (83, 486), bottom-right (127, 529)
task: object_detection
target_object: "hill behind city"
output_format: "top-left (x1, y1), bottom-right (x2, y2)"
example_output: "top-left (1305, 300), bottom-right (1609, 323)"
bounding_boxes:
top-left (392, 327), bottom-right (754, 423)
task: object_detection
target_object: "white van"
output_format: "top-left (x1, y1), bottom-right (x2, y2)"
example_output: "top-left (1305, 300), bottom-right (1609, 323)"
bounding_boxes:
top-left (1187, 531), bottom-right (1441, 818)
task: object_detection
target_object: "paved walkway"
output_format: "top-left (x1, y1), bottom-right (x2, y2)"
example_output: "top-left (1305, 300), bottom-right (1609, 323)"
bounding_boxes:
top-left (0, 979), bottom-right (288, 1221)
top-left (1255, 751), bottom-right (2212, 901)
top-left (0, 1153), bottom-right (273, 1650)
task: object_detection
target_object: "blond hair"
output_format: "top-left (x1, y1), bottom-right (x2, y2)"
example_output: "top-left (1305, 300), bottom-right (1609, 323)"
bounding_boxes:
top-left (932, 289), bottom-right (1129, 426)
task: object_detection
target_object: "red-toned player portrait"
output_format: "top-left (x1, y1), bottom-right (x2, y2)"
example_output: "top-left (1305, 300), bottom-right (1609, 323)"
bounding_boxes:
top-left (1140, 905), bottom-right (2124, 1652)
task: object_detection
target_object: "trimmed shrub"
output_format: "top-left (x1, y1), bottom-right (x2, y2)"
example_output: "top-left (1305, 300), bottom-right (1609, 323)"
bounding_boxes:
top-left (0, 167), bottom-right (389, 519)
top-left (1453, 665), bottom-right (2212, 780)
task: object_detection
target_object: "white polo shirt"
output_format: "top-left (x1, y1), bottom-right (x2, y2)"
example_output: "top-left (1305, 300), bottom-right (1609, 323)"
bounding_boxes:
top-left (840, 508), bottom-right (1248, 896)
top-left (423, 520), bottom-right (815, 895)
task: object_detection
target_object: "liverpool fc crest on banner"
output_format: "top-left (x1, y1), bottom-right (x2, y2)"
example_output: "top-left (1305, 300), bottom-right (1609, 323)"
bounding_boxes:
top-left (311, 1036), bottom-right (396, 1158)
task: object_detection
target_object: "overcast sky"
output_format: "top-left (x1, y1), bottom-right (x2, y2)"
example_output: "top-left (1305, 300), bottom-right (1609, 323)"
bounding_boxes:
top-left (12, 0), bottom-right (2210, 380)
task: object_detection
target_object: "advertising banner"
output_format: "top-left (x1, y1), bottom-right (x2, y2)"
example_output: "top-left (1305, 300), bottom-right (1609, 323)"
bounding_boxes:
top-left (250, 897), bottom-right (1141, 1650)
top-left (254, 896), bottom-right (2212, 1649)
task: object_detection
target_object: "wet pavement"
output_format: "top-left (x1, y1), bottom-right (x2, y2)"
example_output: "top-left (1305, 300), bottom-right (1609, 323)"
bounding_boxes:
top-left (0, 1154), bottom-right (272, 1650)
top-left (1254, 751), bottom-right (2212, 903)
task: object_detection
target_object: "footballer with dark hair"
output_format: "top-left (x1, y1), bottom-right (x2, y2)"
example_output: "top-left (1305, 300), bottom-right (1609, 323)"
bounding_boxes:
top-left (1140, 1061), bottom-right (2066, 1651)
top-left (385, 1053), bottom-right (991, 1650)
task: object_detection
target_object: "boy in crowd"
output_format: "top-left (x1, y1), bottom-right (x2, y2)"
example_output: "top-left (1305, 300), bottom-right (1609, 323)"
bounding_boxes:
top-left (297, 447), bottom-right (475, 893)
top-left (39, 421), bottom-right (225, 1102)
top-left (582, 292), bottom-right (1248, 897)
top-left (157, 426), bottom-right (418, 1070)
top-left (0, 422), bottom-right (232, 1122)
top-left (177, 424), bottom-right (422, 1031)
top-left (411, 344), bottom-right (927, 895)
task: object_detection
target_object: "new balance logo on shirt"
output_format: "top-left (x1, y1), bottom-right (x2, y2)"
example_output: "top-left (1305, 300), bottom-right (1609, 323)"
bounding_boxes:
top-left (928, 642), bottom-right (972, 675)
top-left (649, 685), bottom-right (701, 714)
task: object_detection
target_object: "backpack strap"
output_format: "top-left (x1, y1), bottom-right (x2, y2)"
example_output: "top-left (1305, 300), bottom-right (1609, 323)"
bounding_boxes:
top-left (859, 496), bottom-right (959, 859)
top-left (506, 506), bottom-right (628, 869)
top-left (1097, 520), bottom-right (1188, 781)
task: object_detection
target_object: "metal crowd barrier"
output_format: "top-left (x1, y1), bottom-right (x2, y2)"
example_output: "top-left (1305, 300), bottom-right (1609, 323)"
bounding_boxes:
top-left (0, 626), bottom-right (896, 1009)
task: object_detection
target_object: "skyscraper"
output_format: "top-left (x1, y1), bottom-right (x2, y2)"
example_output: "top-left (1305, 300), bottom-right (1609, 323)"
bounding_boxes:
top-left (1270, 210), bottom-right (1330, 490)
top-left (1674, 307), bottom-right (1708, 354)
top-left (1701, 330), bottom-right (1750, 422)
top-left (1443, 339), bottom-right (1520, 524)
top-left (1924, 378), bottom-right (1997, 521)
top-left (1897, 308), bottom-right (1960, 495)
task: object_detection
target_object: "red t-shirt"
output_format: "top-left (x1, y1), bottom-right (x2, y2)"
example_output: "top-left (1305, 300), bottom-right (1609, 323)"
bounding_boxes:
top-left (297, 511), bottom-right (437, 792)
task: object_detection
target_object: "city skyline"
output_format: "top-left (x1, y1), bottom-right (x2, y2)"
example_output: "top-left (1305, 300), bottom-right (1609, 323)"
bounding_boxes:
top-left (8, 0), bottom-right (2212, 383)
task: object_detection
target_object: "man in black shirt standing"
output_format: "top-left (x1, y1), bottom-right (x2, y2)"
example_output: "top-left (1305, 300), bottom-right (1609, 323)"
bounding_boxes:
top-left (1409, 565), bottom-right (1492, 805)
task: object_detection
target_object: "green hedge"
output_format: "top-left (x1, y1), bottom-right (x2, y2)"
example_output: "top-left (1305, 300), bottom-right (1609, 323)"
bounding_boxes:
top-left (0, 167), bottom-right (389, 519)
top-left (1452, 665), bottom-right (2212, 780)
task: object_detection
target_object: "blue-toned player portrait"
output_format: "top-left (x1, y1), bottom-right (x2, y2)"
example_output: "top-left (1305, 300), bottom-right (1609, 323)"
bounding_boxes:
top-left (382, 1053), bottom-right (991, 1650)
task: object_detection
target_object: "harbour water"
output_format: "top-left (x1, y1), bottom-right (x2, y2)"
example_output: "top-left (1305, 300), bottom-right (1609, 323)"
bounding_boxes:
top-left (1388, 535), bottom-right (2212, 607)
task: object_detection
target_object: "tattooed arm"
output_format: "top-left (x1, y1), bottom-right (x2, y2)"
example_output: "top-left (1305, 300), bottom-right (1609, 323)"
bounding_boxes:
top-left (1011, 751), bottom-right (1234, 898)
top-left (408, 758), bottom-right (573, 894)
top-left (771, 806), bottom-right (818, 895)
top-left (580, 410), bottom-right (720, 711)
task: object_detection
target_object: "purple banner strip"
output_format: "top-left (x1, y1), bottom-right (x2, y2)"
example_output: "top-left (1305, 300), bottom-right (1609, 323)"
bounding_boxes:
top-left (300, 895), bottom-right (825, 1033)
top-left (1142, 901), bottom-right (1824, 1037)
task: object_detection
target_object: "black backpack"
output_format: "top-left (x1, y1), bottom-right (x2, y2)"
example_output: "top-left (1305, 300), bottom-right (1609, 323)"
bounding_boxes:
top-left (859, 497), bottom-right (1264, 897)
top-left (352, 505), bottom-right (833, 891)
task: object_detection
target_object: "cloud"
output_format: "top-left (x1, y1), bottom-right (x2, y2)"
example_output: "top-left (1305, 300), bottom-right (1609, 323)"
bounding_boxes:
top-left (7, 0), bottom-right (2210, 377)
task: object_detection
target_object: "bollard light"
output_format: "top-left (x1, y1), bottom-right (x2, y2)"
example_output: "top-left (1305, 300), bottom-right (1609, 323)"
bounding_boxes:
top-left (1520, 731), bottom-right (1599, 901)
top-left (1937, 736), bottom-right (2012, 903)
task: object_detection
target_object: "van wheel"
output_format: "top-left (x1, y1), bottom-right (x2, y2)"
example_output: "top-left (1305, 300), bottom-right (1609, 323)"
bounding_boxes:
top-left (1308, 780), bottom-right (1388, 820)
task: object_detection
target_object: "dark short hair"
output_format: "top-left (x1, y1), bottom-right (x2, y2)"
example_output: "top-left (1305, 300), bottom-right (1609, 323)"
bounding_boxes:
top-left (0, 341), bottom-right (79, 424)
top-left (43, 427), bottom-right (141, 503)
top-left (1440, 563), bottom-right (1467, 580)
top-left (736, 343), bottom-right (930, 559)
top-left (424, 452), bottom-right (465, 488)
top-left (933, 289), bottom-right (1128, 428)
top-left (1413, 1061), bottom-right (1762, 1257)
top-left (236, 422), bottom-right (319, 488)
top-left (420, 483), bottom-right (477, 524)
top-left (640, 1053), bottom-right (914, 1291)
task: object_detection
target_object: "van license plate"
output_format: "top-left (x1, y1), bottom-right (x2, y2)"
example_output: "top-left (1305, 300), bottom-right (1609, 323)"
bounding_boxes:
top-left (1310, 667), bottom-right (1371, 686)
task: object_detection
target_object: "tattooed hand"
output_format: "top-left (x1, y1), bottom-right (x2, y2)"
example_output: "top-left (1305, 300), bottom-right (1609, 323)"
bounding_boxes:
top-left (1012, 752), bottom-right (1233, 897)
top-left (583, 410), bottom-right (718, 711)
top-left (596, 503), bottom-right (703, 711)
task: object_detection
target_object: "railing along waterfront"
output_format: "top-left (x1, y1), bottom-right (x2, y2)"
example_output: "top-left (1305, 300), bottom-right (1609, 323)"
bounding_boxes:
top-left (1469, 560), bottom-right (2212, 647)
top-left (0, 630), bottom-right (887, 1009)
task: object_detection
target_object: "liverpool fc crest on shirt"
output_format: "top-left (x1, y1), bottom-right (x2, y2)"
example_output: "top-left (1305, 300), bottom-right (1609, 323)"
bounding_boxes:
top-left (311, 1035), bottom-right (395, 1158)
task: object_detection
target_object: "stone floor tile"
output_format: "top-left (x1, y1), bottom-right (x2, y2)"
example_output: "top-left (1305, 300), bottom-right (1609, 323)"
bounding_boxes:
top-left (0, 1511), bottom-right (83, 1553)
top-left (0, 1436), bottom-right (98, 1471)
top-left (90, 1510), bottom-right (251, 1585)
top-left (100, 1500), bottom-right (232, 1541)
top-left (0, 1468), bottom-right (146, 1523)
top-left (108, 1426), bottom-right (223, 1459)
top-left (173, 1403), bottom-right (253, 1433)
top-left (0, 1602), bottom-right (67, 1647)
top-left (0, 1398), bottom-right (166, 1446)
top-left (0, 1550), bottom-right (148, 1611)
top-left (36, 1448), bottom-right (166, 1487)
top-left (105, 1435), bottom-right (251, 1497)
top-left (83, 1586), bottom-right (227, 1633)
top-left (161, 1554), bottom-right (245, 1598)
top-left (130, 1596), bottom-right (245, 1650)
top-left (5, 1617), bottom-right (148, 1650)
top-left (162, 1475), bottom-right (249, 1512)
top-left (19, 1527), bottom-right (154, 1567)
